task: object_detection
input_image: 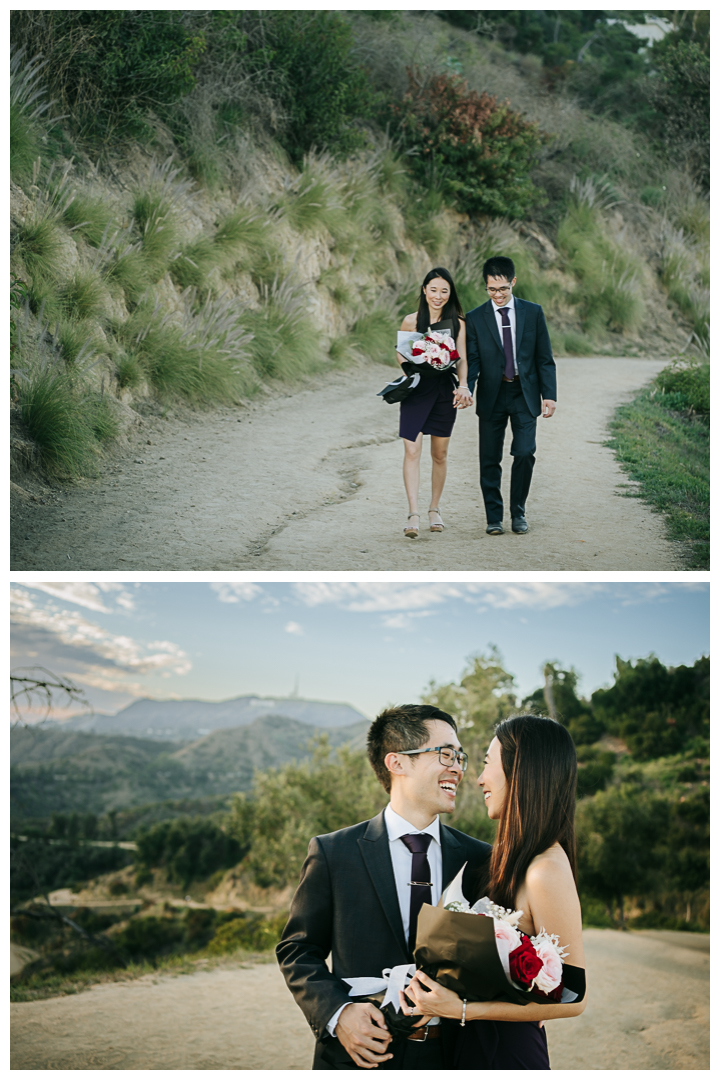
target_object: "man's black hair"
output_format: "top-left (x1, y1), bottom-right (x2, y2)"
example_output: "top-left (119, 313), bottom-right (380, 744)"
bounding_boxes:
top-left (482, 256), bottom-right (516, 284)
top-left (367, 704), bottom-right (457, 794)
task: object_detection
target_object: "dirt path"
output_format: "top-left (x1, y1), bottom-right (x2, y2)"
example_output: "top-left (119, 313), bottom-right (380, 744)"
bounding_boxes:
top-left (11, 357), bottom-right (681, 571)
top-left (10, 930), bottom-right (708, 1070)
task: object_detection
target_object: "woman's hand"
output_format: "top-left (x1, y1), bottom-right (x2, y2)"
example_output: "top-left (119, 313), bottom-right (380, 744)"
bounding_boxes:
top-left (400, 973), bottom-right (463, 1020)
top-left (453, 386), bottom-right (472, 409)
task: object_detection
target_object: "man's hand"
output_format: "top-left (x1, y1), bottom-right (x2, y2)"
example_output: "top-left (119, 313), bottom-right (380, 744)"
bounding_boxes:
top-left (336, 1002), bottom-right (393, 1069)
top-left (542, 399), bottom-right (556, 418)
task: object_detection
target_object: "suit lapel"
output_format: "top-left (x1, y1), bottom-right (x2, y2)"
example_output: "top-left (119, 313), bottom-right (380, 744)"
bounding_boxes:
top-left (358, 811), bottom-right (408, 957)
top-left (482, 300), bottom-right (503, 352)
top-left (439, 823), bottom-right (466, 890)
top-left (514, 298), bottom-right (526, 359)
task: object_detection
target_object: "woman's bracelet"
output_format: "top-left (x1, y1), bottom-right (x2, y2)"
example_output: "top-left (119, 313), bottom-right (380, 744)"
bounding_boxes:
top-left (461, 999), bottom-right (467, 1026)
top-left (458, 384), bottom-right (469, 389)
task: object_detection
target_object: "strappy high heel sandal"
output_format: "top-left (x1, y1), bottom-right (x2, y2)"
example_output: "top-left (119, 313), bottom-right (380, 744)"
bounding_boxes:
top-left (428, 507), bottom-right (445, 532)
top-left (404, 513), bottom-right (420, 538)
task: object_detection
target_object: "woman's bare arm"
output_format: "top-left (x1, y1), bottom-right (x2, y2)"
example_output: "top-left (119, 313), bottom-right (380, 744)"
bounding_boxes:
top-left (397, 312), bottom-right (417, 367)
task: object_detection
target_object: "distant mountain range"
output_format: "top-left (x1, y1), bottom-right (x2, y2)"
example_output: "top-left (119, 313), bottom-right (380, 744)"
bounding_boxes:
top-left (11, 713), bottom-right (370, 824)
top-left (58, 694), bottom-right (367, 741)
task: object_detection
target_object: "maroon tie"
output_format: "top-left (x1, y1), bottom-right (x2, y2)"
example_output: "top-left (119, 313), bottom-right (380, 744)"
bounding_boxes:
top-left (498, 306), bottom-right (515, 380)
top-left (400, 833), bottom-right (433, 953)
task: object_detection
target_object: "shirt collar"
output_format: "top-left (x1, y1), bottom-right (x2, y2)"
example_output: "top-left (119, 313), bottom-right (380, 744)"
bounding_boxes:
top-left (492, 293), bottom-right (515, 312)
top-left (384, 803), bottom-right (441, 845)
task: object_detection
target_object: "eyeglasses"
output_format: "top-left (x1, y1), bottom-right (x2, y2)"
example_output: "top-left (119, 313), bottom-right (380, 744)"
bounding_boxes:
top-left (397, 746), bottom-right (469, 772)
top-left (486, 285), bottom-right (513, 295)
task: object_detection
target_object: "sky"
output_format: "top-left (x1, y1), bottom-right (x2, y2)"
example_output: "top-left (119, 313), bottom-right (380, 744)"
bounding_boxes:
top-left (9, 581), bottom-right (709, 721)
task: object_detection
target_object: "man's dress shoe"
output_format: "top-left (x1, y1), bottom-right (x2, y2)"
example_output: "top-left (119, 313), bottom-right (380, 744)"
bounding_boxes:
top-left (512, 516), bottom-right (528, 534)
top-left (486, 522), bottom-right (504, 535)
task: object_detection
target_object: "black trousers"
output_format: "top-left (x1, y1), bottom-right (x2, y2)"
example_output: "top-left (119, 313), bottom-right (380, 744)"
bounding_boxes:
top-left (316, 1029), bottom-right (450, 1070)
top-left (478, 379), bottom-right (537, 523)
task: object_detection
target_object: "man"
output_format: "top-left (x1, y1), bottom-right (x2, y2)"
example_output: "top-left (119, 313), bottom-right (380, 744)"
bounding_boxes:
top-left (277, 704), bottom-right (491, 1069)
top-left (466, 255), bottom-right (557, 535)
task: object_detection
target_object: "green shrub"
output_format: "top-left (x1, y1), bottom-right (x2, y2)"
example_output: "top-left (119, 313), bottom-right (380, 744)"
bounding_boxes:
top-left (276, 172), bottom-right (345, 237)
top-left (104, 244), bottom-right (151, 303)
top-left (135, 815), bottom-right (244, 887)
top-left (169, 236), bottom-right (217, 290)
top-left (53, 317), bottom-right (98, 366)
top-left (655, 361), bottom-right (709, 415)
top-left (206, 911), bottom-right (288, 955)
top-left (87, 397), bottom-right (120, 443)
top-left (561, 331), bottom-right (596, 356)
top-left (389, 70), bottom-right (545, 218)
top-left (132, 192), bottom-right (179, 281)
top-left (115, 915), bottom-right (185, 960)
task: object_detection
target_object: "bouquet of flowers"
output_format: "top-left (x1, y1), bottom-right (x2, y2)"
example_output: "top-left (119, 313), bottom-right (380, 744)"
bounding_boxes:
top-left (410, 330), bottom-right (459, 371)
top-left (413, 864), bottom-right (584, 1006)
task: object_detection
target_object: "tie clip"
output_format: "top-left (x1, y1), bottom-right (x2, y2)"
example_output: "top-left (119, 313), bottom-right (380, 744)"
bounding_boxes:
top-left (408, 881), bottom-right (433, 887)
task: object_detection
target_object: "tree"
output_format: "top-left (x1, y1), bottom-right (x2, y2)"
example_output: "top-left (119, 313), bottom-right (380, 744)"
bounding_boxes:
top-left (645, 41), bottom-right (709, 189)
top-left (576, 785), bottom-right (668, 925)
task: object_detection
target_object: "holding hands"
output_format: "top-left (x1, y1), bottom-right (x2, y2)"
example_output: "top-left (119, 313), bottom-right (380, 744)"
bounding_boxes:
top-left (453, 385), bottom-right (473, 409)
top-left (400, 971), bottom-right (464, 1021)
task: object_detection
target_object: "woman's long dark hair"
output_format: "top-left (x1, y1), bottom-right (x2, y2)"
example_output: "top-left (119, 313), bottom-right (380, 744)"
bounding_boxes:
top-left (416, 266), bottom-right (464, 339)
top-left (473, 715), bottom-right (578, 909)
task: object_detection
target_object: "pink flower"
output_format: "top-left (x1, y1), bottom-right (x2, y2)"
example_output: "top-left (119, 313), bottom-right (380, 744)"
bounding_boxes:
top-left (494, 920), bottom-right (522, 952)
top-left (532, 938), bottom-right (563, 993)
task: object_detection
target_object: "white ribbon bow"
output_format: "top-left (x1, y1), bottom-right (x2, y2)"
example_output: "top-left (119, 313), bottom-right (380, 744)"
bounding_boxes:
top-left (343, 963), bottom-right (417, 1011)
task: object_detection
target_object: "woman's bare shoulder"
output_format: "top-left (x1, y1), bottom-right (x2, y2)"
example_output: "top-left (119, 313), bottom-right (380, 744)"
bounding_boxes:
top-left (526, 844), bottom-right (574, 890)
top-left (400, 312), bottom-right (418, 331)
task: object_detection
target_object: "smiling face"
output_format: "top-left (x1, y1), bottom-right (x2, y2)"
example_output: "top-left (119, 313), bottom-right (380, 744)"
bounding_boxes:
top-left (423, 276), bottom-right (451, 318)
top-left (478, 736), bottom-right (508, 820)
top-left (386, 719), bottom-right (464, 826)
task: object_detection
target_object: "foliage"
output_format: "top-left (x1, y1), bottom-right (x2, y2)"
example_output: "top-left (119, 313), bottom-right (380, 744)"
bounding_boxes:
top-left (10, 838), bottom-right (132, 903)
top-left (10, 48), bottom-right (53, 183)
top-left (645, 42), bottom-right (709, 190)
top-left (591, 655), bottom-right (709, 760)
top-left (390, 70), bottom-right (545, 218)
top-left (62, 193), bottom-right (115, 247)
top-left (557, 180), bottom-right (645, 334)
top-left (134, 816), bottom-right (244, 889)
top-left (12, 214), bottom-right (66, 283)
top-left (10, 11), bottom-right (206, 139)
top-left (655, 360), bottom-right (709, 416)
top-left (206, 910), bottom-right (288, 955)
top-left (17, 363), bottom-right (104, 478)
top-left (241, 278), bottom-right (322, 383)
top-left (228, 739), bottom-right (386, 889)
top-left (607, 385), bottom-right (709, 569)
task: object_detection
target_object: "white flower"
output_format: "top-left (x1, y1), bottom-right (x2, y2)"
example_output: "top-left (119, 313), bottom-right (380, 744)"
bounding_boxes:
top-left (530, 929), bottom-right (568, 993)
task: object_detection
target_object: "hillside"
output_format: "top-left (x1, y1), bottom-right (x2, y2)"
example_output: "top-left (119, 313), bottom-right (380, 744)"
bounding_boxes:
top-left (10, 11), bottom-right (708, 494)
top-left (60, 694), bottom-right (367, 740)
top-left (10, 714), bottom-right (370, 824)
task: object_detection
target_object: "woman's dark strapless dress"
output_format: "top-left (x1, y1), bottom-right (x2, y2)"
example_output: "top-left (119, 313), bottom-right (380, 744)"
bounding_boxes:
top-left (454, 1019), bottom-right (551, 1070)
top-left (398, 318), bottom-right (458, 442)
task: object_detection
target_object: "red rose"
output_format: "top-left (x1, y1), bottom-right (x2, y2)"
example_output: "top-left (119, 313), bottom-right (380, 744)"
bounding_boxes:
top-left (509, 935), bottom-right (543, 988)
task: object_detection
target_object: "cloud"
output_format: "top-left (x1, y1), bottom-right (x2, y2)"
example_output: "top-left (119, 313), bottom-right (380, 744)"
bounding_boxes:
top-left (210, 583), bottom-right (266, 604)
top-left (10, 587), bottom-right (191, 676)
top-left (291, 582), bottom-right (705, 615)
top-left (285, 621), bottom-right (304, 636)
top-left (381, 611), bottom-right (431, 630)
top-left (61, 666), bottom-right (148, 696)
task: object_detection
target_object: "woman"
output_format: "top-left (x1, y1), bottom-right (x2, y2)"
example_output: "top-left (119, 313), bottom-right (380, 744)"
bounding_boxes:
top-left (396, 267), bottom-right (472, 538)
top-left (401, 714), bottom-right (587, 1069)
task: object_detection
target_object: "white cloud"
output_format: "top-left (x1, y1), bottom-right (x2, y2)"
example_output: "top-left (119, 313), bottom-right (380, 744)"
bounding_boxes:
top-left (27, 582), bottom-right (137, 613)
top-left (10, 587), bottom-right (191, 676)
top-left (292, 583), bottom-right (465, 612)
top-left (210, 583), bottom-right (265, 604)
top-left (381, 611), bottom-right (431, 630)
top-left (285, 621), bottom-right (304, 636)
top-left (62, 666), bottom-right (148, 696)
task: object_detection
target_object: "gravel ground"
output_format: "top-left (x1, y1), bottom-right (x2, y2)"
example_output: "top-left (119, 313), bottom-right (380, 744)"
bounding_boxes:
top-left (10, 357), bottom-right (682, 571)
top-left (10, 929), bottom-right (708, 1070)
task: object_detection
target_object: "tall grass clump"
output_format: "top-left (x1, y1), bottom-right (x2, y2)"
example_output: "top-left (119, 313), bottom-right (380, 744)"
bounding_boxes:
top-left (11, 215), bottom-right (65, 283)
top-left (62, 193), bottom-right (115, 247)
top-left (213, 207), bottom-right (273, 270)
top-left (58, 269), bottom-right (108, 321)
top-left (118, 291), bottom-right (254, 402)
top-left (169, 237), bottom-right (217, 291)
top-left (17, 363), bottom-right (102, 477)
top-left (558, 177), bottom-right (645, 334)
top-left (275, 164), bottom-right (346, 237)
top-left (10, 48), bottom-right (52, 184)
top-left (102, 232), bottom-right (152, 304)
top-left (351, 297), bottom-right (401, 365)
top-left (241, 278), bottom-right (322, 382)
top-left (655, 219), bottom-right (709, 340)
top-left (131, 158), bottom-right (193, 281)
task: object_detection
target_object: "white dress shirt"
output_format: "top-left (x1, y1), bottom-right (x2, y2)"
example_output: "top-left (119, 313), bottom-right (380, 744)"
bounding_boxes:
top-left (327, 805), bottom-right (442, 1037)
top-left (492, 293), bottom-right (518, 375)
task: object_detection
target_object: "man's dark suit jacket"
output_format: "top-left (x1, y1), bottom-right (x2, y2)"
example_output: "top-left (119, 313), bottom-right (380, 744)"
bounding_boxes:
top-left (466, 297), bottom-right (557, 420)
top-left (276, 810), bottom-right (491, 1069)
